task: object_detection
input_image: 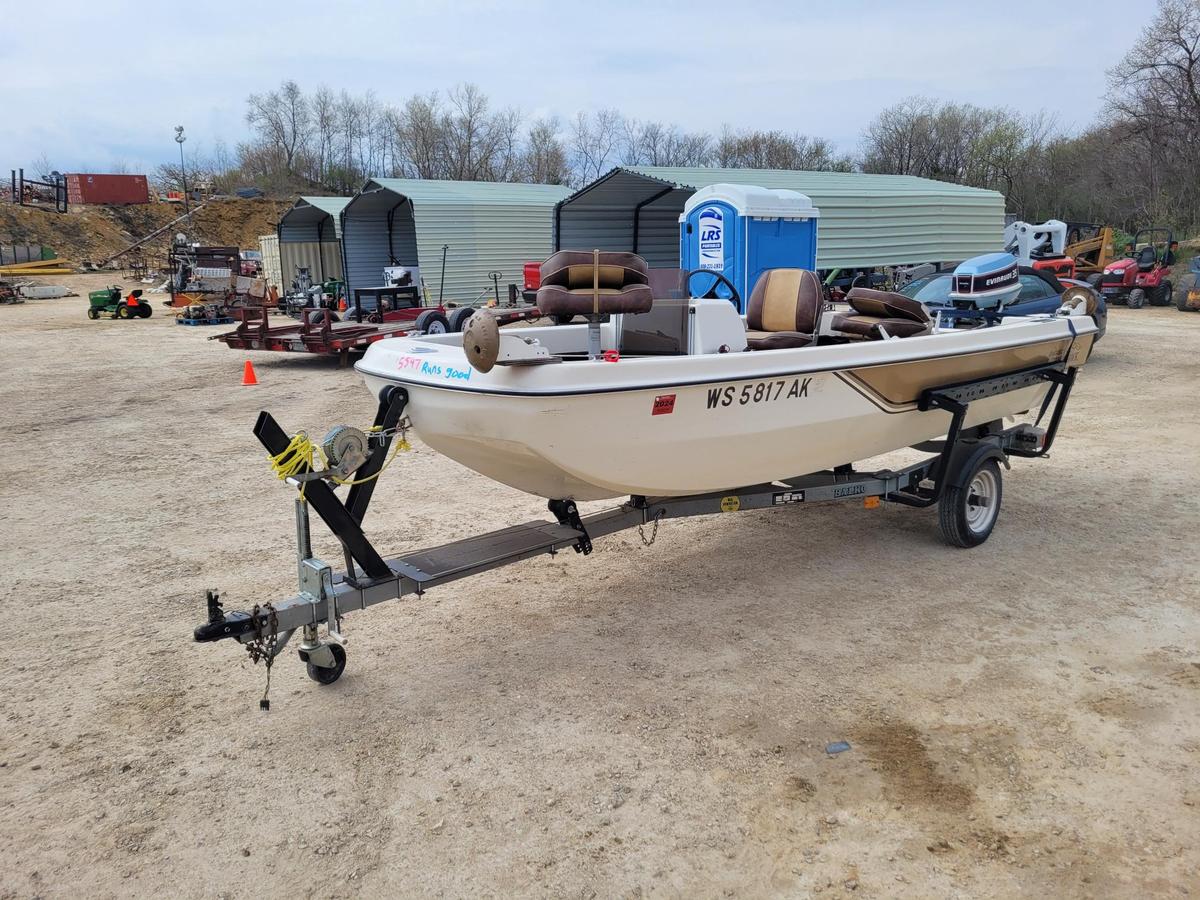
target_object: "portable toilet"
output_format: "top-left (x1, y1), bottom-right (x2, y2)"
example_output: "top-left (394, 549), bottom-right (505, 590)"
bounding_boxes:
top-left (679, 184), bottom-right (820, 312)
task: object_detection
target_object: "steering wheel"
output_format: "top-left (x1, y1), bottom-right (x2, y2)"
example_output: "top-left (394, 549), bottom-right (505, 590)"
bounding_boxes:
top-left (684, 269), bottom-right (741, 309)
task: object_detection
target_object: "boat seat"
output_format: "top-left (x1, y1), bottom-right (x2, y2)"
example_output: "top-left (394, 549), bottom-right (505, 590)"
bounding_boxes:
top-left (536, 250), bottom-right (653, 317)
top-left (744, 268), bottom-right (823, 350)
top-left (831, 287), bottom-right (931, 340)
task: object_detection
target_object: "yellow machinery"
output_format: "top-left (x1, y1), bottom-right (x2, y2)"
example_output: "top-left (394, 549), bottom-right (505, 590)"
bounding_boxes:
top-left (1065, 226), bottom-right (1115, 284)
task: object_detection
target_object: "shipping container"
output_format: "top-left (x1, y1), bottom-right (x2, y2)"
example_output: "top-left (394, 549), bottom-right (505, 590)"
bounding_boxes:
top-left (65, 173), bottom-right (150, 205)
top-left (259, 234), bottom-right (282, 291)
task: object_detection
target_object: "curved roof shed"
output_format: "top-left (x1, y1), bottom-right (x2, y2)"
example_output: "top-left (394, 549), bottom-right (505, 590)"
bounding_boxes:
top-left (276, 196), bottom-right (350, 283)
top-left (556, 167), bottom-right (1005, 270)
top-left (340, 179), bottom-right (571, 302)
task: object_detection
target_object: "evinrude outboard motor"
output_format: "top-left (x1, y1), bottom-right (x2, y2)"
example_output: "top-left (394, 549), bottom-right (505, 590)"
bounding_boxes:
top-left (948, 252), bottom-right (1021, 309)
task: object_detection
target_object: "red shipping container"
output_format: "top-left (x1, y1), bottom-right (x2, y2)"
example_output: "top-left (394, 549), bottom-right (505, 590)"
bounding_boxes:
top-left (65, 173), bottom-right (150, 205)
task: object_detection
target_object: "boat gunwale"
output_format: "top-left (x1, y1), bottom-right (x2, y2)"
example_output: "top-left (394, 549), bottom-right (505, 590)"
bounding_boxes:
top-left (356, 328), bottom-right (1083, 399)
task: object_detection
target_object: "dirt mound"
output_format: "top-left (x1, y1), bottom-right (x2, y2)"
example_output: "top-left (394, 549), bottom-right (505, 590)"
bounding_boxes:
top-left (0, 198), bottom-right (290, 267)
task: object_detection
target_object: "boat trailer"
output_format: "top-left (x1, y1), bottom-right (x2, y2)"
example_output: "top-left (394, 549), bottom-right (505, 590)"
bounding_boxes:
top-left (195, 363), bottom-right (1077, 701)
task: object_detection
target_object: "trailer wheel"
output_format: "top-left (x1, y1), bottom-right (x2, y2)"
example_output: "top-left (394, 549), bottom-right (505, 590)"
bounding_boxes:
top-left (116, 303), bottom-right (132, 319)
top-left (87, 307), bottom-right (100, 320)
top-left (1126, 288), bottom-right (1146, 309)
top-left (939, 458), bottom-right (1003, 548)
top-left (306, 643), bottom-right (347, 685)
top-left (415, 309), bottom-right (450, 334)
top-left (448, 307), bottom-right (475, 332)
top-left (306, 309), bottom-right (338, 324)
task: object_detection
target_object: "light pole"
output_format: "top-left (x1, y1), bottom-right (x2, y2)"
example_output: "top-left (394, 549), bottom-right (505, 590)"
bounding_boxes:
top-left (174, 125), bottom-right (190, 219)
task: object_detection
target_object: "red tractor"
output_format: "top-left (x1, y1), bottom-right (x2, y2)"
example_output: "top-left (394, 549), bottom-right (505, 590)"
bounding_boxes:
top-left (1096, 228), bottom-right (1177, 309)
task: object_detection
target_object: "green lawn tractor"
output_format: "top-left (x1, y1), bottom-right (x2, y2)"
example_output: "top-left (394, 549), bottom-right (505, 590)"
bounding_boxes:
top-left (88, 287), bottom-right (152, 320)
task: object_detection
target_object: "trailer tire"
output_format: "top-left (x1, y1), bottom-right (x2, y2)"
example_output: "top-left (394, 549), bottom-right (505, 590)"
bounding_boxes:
top-left (448, 307), bottom-right (475, 332)
top-left (306, 642), bottom-right (347, 685)
top-left (553, 314), bottom-right (575, 326)
top-left (306, 309), bottom-right (338, 325)
top-left (415, 309), bottom-right (450, 335)
top-left (1126, 288), bottom-right (1146, 309)
top-left (939, 457), bottom-right (1003, 548)
top-left (87, 307), bottom-right (100, 320)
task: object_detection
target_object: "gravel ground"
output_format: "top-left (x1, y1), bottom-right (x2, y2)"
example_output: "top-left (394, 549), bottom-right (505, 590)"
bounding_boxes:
top-left (1, 276), bottom-right (1198, 899)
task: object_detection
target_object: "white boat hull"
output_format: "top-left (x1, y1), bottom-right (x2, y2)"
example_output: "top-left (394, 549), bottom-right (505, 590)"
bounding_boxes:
top-left (358, 317), bottom-right (1095, 501)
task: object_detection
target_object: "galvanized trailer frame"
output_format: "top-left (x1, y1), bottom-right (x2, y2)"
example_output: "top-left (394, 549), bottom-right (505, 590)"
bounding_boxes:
top-left (194, 364), bottom-right (1077, 688)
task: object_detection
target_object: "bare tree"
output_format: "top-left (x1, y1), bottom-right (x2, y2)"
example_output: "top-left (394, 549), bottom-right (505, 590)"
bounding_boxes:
top-left (522, 116), bottom-right (570, 184)
top-left (245, 79), bottom-right (310, 174)
top-left (30, 152), bottom-right (57, 181)
top-left (622, 119), bottom-right (712, 167)
top-left (569, 109), bottom-right (623, 184)
top-left (716, 128), bottom-right (852, 171)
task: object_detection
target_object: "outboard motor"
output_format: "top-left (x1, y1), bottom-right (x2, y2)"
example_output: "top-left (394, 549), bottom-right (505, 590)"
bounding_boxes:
top-left (948, 252), bottom-right (1021, 309)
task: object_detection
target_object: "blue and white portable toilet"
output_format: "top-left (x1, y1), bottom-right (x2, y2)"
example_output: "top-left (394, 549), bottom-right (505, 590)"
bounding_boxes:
top-left (679, 183), bottom-right (820, 312)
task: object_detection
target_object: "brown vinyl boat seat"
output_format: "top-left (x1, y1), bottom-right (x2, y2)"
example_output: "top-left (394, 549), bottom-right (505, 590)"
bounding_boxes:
top-left (536, 250), bottom-right (653, 317)
top-left (744, 268), bottom-right (823, 350)
top-left (832, 287), bottom-right (932, 340)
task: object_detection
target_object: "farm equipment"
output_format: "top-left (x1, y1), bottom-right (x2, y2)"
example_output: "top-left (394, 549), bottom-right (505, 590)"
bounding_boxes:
top-left (1176, 256), bottom-right (1200, 312)
top-left (1005, 220), bottom-right (1076, 279)
top-left (1064, 225), bottom-right (1116, 284)
top-left (239, 249), bottom-right (263, 277)
top-left (88, 287), bottom-right (152, 319)
top-left (167, 241), bottom-right (239, 308)
top-left (0, 281), bottom-right (22, 304)
top-left (1096, 228), bottom-right (1176, 308)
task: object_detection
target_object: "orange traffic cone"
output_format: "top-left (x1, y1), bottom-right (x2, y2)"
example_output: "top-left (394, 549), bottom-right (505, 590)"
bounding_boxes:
top-left (242, 360), bottom-right (258, 385)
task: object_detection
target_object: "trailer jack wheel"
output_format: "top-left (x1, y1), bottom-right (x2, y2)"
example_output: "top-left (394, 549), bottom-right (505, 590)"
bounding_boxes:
top-left (938, 457), bottom-right (1003, 548)
top-left (303, 642), bottom-right (347, 685)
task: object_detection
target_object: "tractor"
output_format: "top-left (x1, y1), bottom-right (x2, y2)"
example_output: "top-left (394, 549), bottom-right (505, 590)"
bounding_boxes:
top-left (88, 286), bottom-right (152, 320)
top-left (1095, 228), bottom-right (1176, 309)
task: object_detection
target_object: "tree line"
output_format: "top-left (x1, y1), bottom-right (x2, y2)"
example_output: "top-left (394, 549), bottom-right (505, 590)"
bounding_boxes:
top-left (160, 0), bottom-right (1198, 232)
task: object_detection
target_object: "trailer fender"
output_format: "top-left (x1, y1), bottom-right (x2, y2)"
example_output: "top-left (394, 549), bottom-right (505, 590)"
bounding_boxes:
top-left (944, 440), bottom-right (1009, 491)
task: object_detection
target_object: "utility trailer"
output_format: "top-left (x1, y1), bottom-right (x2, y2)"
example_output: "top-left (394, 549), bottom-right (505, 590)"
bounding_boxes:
top-left (194, 363), bottom-right (1078, 699)
top-left (214, 305), bottom-right (542, 365)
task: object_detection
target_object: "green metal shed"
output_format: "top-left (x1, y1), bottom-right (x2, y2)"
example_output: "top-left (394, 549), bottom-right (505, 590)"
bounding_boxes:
top-left (340, 179), bottom-right (571, 303)
top-left (274, 195), bottom-right (351, 286)
top-left (555, 166), bottom-right (1005, 271)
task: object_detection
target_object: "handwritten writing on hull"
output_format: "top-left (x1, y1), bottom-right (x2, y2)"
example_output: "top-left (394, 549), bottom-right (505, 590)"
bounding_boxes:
top-left (397, 355), bottom-right (472, 382)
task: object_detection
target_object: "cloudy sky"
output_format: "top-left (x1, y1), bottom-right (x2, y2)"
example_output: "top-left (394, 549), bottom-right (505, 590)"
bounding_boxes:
top-left (2, 0), bottom-right (1160, 175)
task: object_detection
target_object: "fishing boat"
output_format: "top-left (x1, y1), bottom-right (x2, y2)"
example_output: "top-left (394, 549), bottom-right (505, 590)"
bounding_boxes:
top-left (356, 252), bottom-right (1097, 501)
top-left (193, 251), bottom-right (1099, 686)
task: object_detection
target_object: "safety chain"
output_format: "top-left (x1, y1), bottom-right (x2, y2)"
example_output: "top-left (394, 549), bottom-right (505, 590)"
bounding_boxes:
top-left (374, 416), bottom-right (412, 451)
top-left (637, 509), bottom-right (665, 547)
top-left (245, 602), bottom-right (279, 710)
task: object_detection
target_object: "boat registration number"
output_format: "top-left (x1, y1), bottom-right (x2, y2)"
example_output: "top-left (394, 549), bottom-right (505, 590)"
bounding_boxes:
top-left (706, 377), bottom-right (811, 409)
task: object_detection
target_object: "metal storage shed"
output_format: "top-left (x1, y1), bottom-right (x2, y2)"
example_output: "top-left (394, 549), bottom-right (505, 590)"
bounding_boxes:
top-left (276, 196), bottom-right (350, 286)
top-left (340, 179), bottom-right (571, 303)
top-left (555, 167), bottom-right (1005, 270)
